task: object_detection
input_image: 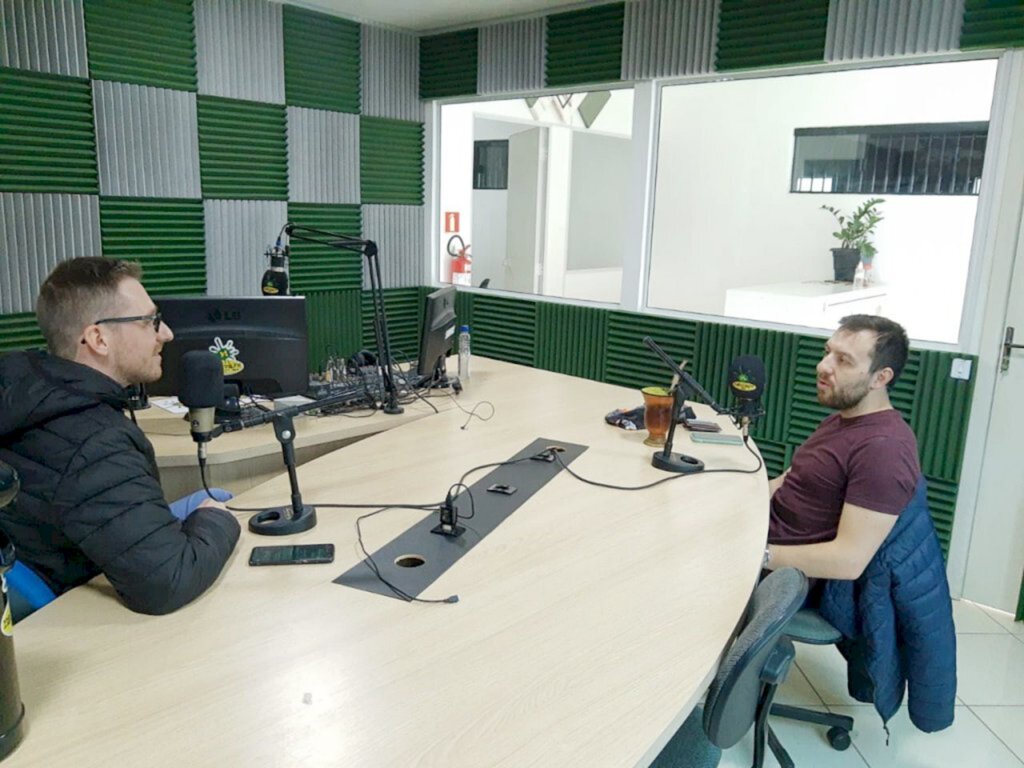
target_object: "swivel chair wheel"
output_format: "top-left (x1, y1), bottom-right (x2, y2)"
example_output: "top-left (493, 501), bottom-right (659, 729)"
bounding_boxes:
top-left (827, 726), bottom-right (851, 751)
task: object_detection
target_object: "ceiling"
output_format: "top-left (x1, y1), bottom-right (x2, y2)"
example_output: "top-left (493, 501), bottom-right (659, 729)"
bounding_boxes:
top-left (280, 0), bottom-right (603, 33)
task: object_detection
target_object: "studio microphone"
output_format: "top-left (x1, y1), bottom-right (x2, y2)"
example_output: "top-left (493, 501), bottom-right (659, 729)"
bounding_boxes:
top-left (728, 354), bottom-right (766, 439)
top-left (179, 350), bottom-right (225, 456)
top-left (261, 237), bottom-right (290, 296)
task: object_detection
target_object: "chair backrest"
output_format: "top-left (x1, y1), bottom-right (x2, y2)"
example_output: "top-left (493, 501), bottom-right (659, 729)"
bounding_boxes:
top-left (702, 568), bottom-right (808, 748)
top-left (5, 560), bottom-right (56, 622)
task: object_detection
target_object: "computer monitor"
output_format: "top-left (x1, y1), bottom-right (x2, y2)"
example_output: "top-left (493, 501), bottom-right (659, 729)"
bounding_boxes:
top-left (149, 296), bottom-right (308, 397)
top-left (416, 286), bottom-right (457, 383)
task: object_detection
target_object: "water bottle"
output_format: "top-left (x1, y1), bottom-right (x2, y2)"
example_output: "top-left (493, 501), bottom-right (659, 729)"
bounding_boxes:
top-left (0, 463), bottom-right (26, 761)
top-left (853, 261), bottom-right (866, 288)
top-left (457, 325), bottom-right (471, 381)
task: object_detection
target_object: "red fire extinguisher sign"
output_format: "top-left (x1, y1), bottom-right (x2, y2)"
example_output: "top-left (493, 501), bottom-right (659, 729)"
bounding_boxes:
top-left (444, 212), bottom-right (460, 233)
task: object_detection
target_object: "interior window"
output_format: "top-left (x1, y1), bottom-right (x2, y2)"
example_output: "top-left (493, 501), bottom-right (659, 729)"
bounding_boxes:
top-left (438, 89), bottom-right (633, 303)
top-left (647, 59), bottom-right (998, 344)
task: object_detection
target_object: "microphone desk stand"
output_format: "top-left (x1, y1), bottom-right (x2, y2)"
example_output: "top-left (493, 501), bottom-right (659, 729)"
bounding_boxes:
top-left (651, 382), bottom-right (705, 474)
top-left (248, 412), bottom-right (317, 535)
top-left (237, 390), bottom-right (373, 535)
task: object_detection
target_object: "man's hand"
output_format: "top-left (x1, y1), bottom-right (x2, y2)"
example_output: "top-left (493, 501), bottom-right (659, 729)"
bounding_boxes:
top-left (196, 499), bottom-right (230, 513)
top-left (767, 502), bottom-right (898, 580)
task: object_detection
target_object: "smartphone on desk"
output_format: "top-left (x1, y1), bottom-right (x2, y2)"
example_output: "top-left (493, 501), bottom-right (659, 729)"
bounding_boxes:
top-left (682, 418), bottom-right (722, 433)
top-left (249, 543), bottom-right (335, 566)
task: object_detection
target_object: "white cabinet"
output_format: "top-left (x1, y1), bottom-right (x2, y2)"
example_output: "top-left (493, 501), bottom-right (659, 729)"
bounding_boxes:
top-left (724, 281), bottom-right (887, 329)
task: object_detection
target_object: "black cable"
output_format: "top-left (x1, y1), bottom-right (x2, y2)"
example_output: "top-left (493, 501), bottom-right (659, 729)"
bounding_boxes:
top-left (549, 438), bottom-right (763, 491)
top-left (402, 379), bottom-right (440, 414)
top-left (197, 450), bottom-right (217, 500)
top-left (444, 481), bottom-right (475, 520)
top-left (227, 500), bottom-right (440, 513)
top-left (355, 507), bottom-right (458, 604)
top-left (429, 391), bottom-right (495, 429)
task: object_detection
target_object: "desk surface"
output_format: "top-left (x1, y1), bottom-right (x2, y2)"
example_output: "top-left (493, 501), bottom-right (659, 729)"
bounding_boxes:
top-left (137, 386), bottom-right (443, 469)
top-left (6, 359), bottom-right (769, 768)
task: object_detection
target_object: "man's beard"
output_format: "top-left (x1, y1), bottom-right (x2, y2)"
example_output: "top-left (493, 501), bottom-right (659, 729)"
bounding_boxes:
top-left (117, 352), bottom-right (163, 386)
top-left (818, 377), bottom-right (871, 411)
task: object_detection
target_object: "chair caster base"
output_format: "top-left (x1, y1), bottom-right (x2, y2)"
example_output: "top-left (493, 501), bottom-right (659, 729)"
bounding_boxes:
top-left (827, 725), bottom-right (852, 750)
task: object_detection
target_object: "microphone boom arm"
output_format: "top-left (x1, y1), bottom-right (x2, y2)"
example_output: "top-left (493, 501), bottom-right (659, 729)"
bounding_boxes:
top-left (642, 336), bottom-right (728, 415)
top-left (283, 222), bottom-right (403, 416)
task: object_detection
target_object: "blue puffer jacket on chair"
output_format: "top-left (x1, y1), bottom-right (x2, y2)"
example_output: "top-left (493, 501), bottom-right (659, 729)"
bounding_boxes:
top-left (819, 477), bottom-right (956, 732)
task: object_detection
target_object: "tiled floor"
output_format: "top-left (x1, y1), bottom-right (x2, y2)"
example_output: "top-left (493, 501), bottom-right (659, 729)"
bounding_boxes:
top-left (717, 599), bottom-right (1024, 768)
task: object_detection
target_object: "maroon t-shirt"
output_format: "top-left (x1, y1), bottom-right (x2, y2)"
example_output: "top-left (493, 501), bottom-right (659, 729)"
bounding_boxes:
top-left (768, 409), bottom-right (920, 545)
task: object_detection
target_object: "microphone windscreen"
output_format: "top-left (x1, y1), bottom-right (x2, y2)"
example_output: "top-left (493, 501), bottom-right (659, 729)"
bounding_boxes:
top-left (729, 355), bottom-right (766, 402)
top-left (180, 350), bottom-right (225, 408)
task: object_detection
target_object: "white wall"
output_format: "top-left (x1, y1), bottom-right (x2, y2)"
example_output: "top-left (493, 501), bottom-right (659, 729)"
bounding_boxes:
top-left (438, 103), bottom-right (476, 282)
top-left (649, 59), bottom-right (998, 343)
top-left (567, 132), bottom-right (631, 270)
top-left (471, 118), bottom-right (525, 288)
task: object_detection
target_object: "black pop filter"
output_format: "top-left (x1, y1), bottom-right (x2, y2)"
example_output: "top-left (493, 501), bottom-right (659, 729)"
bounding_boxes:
top-left (728, 355), bottom-right (766, 420)
top-left (179, 350), bottom-right (224, 409)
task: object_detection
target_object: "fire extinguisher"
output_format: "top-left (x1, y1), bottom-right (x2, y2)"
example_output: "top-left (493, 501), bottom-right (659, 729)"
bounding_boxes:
top-left (447, 235), bottom-right (472, 287)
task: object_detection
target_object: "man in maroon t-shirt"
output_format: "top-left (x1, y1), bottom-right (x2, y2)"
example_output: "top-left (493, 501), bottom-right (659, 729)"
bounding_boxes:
top-left (764, 314), bottom-right (920, 580)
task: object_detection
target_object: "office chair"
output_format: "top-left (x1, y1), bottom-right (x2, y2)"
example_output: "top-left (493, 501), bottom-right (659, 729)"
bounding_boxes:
top-left (770, 609), bottom-right (854, 757)
top-left (5, 560), bottom-right (56, 622)
top-left (651, 567), bottom-right (809, 768)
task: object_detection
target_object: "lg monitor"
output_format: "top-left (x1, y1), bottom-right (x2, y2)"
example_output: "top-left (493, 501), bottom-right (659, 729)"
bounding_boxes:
top-left (416, 286), bottom-right (457, 385)
top-left (149, 296), bottom-right (308, 398)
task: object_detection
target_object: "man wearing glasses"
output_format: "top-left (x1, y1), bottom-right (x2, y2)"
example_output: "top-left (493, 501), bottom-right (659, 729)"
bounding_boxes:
top-left (0, 257), bottom-right (240, 617)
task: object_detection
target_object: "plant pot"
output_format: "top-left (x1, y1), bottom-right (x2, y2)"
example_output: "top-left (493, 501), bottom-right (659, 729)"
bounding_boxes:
top-left (831, 248), bottom-right (861, 282)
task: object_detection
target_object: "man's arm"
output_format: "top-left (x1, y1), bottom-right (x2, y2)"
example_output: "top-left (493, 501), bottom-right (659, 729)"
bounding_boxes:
top-left (56, 430), bottom-right (241, 614)
top-left (766, 502), bottom-right (897, 580)
top-left (768, 468), bottom-right (790, 497)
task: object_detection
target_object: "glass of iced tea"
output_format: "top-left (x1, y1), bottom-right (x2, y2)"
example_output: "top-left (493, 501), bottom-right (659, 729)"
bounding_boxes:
top-left (641, 386), bottom-right (674, 447)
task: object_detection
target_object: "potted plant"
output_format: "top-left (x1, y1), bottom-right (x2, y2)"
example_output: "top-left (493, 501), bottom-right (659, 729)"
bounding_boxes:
top-left (821, 198), bottom-right (884, 282)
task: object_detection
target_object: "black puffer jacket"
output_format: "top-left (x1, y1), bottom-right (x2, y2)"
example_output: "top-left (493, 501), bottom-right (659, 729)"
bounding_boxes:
top-left (0, 350), bottom-right (240, 615)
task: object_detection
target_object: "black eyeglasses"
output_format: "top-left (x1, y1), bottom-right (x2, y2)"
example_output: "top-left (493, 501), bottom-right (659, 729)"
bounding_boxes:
top-left (93, 312), bottom-right (163, 332)
top-left (80, 311), bottom-right (163, 345)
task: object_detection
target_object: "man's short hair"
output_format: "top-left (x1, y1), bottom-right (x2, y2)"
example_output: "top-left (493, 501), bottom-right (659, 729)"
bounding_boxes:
top-left (838, 314), bottom-right (909, 384)
top-left (36, 257), bottom-right (143, 359)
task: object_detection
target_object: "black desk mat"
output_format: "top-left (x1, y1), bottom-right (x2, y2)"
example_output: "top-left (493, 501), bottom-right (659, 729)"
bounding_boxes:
top-left (334, 437), bottom-right (587, 600)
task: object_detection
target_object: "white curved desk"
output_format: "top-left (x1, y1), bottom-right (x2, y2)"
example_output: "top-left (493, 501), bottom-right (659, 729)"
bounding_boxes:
top-left (6, 358), bottom-right (769, 767)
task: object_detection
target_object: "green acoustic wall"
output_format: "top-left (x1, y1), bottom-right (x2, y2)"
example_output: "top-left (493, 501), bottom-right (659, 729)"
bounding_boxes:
top-left (546, 3), bottom-right (625, 87)
top-left (84, 0), bottom-right (198, 90)
top-left (716, 0), bottom-right (830, 71)
top-left (99, 198), bottom-right (207, 295)
top-left (419, 29), bottom-right (477, 98)
top-left (286, 204), bottom-right (363, 293)
top-left (418, 0), bottom-right (1024, 98)
top-left (0, 68), bottom-right (98, 194)
top-left (962, 0), bottom-right (1024, 49)
top-left (454, 290), bottom-right (975, 554)
top-left (360, 287), bottom-right (424, 363)
top-left (360, 117), bottom-right (425, 205)
top-left (1, 0), bottom-right (424, 364)
top-left (197, 96), bottom-right (288, 200)
top-left (282, 6), bottom-right (360, 112)
top-left (0, 314), bottom-right (45, 354)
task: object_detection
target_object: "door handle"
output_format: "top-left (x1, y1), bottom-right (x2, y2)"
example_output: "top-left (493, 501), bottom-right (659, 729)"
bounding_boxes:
top-left (1002, 327), bottom-right (1024, 372)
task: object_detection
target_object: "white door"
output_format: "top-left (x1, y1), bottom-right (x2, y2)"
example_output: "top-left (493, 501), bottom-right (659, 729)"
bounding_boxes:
top-left (505, 127), bottom-right (546, 294)
top-left (964, 235), bottom-right (1024, 613)
top-left (961, 52), bottom-right (1024, 615)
